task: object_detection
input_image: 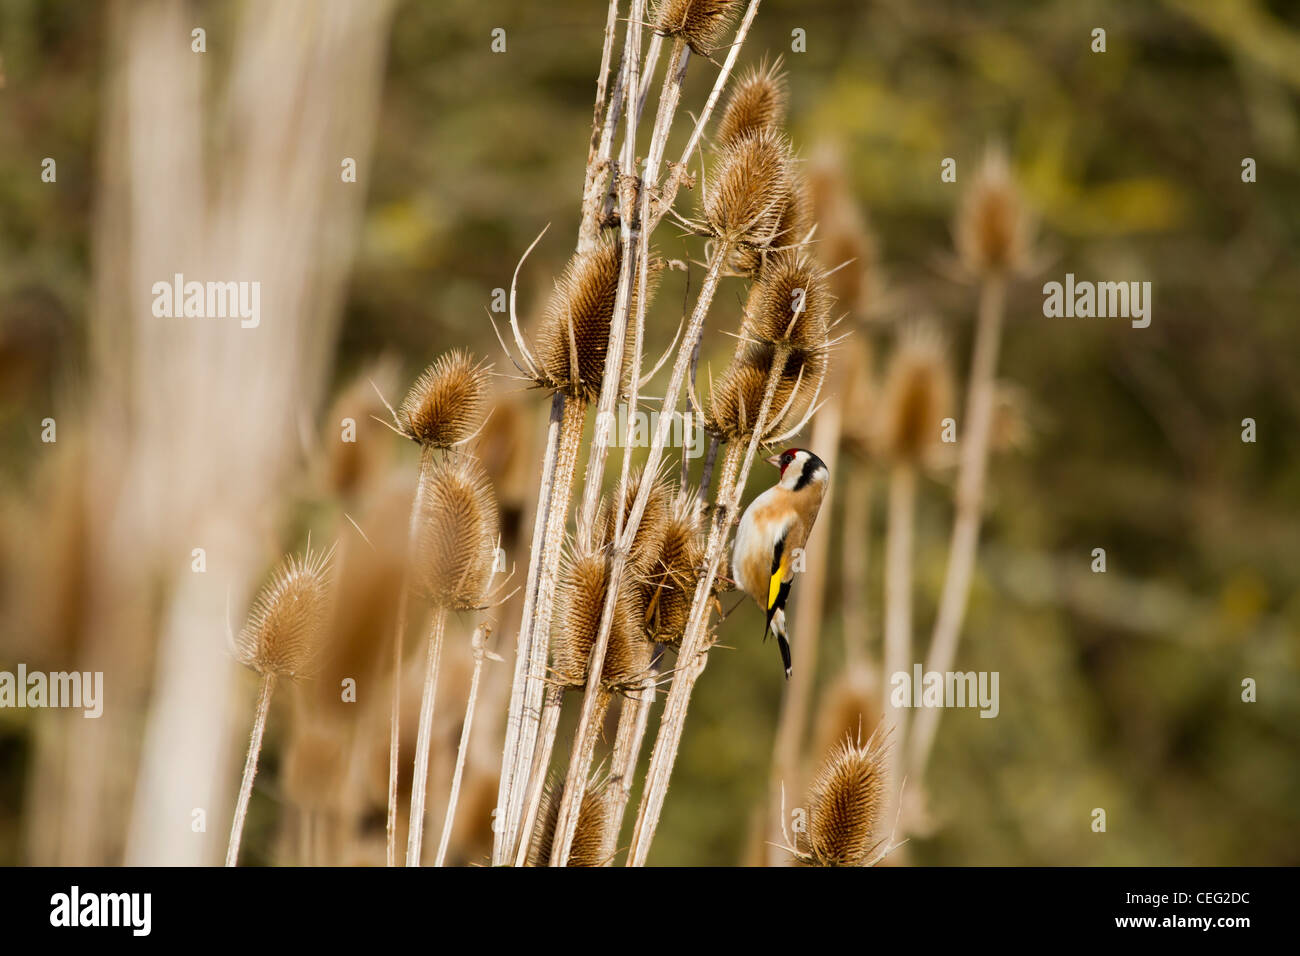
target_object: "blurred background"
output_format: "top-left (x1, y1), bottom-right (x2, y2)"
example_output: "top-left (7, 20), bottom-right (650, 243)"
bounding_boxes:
top-left (1, 0), bottom-right (1298, 865)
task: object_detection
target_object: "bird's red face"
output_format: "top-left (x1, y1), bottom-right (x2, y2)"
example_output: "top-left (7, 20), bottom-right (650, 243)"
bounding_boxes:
top-left (765, 449), bottom-right (801, 475)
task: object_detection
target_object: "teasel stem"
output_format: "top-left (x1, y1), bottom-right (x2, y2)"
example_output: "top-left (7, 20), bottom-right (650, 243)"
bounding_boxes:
top-left (513, 684), bottom-right (564, 867)
top-left (881, 460), bottom-right (917, 829)
top-left (387, 443), bottom-right (434, 866)
top-left (651, 0), bottom-right (764, 231)
top-left (579, 0), bottom-right (629, 253)
top-left (909, 276), bottom-right (1006, 788)
top-left (627, 342), bottom-right (792, 866)
top-left (435, 624), bottom-right (495, 867)
top-left (765, 396), bottom-right (841, 864)
top-left (406, 607), bottom-right (448, 865)
top-left (225, 673), bottom-right (275, 867)
top-left (841, 465), bottom-right (873, 673)
top-left (495, 394), bottom-right (585, 864)
top-left (548, 686), bottom-right (613, 865)
top-left (552, 246), bottom-right (732, 866)
top-left (604, 666), bottom-right (658, 863)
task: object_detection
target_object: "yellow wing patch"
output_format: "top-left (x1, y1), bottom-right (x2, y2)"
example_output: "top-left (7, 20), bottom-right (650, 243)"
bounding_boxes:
top-left (767, 549), bottom-right (790, 612)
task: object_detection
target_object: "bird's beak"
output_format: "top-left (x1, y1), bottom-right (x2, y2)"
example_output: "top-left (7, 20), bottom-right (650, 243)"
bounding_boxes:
top-left (765, 453), bottom-right (782, 469)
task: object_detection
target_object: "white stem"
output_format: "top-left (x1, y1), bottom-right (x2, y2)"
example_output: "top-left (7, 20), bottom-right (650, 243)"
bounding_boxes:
top-left (514, 686), bottom-right (564, 867)
top-left (225, 673), bottom-right (275, 867)
top-left (909, 277), bottom-right (1005, 786)
top-left (405, 608), bottom-right (447, 866)
top-left (882, 462), bottom-right (916, 830)
top-left (434, 626), bottom-right (490, 867)
top-left (387, 444), bottom-right (434, 865)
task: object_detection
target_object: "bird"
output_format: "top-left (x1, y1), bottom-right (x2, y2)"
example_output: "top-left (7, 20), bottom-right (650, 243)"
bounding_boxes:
top-left (731, 448), bottom-right (829, 678)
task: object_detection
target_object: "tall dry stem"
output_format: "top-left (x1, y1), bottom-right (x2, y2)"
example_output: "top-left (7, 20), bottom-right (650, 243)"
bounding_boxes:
top-left (225, 674), bottom-right (275, 867)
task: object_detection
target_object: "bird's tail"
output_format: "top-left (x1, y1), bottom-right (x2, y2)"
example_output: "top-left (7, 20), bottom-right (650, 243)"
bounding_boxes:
top-left (767, 608), bottom-right (792, 679)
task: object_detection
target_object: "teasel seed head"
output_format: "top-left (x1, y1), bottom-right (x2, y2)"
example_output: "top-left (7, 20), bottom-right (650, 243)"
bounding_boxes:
top-left (704, 127), bottom-right (794, 258)
top-left (652, 0), bottom-right (742, 55)
top-left (743, 249), bottom-right (832, 350)
top-left (874, 323), bottom-right (953, 465)
top-left (804, 728), bottom-right (888, 867)
top-left (596, 465), bottom-right (674, 575)
top-left (398, 350), bottom-right (491, 449)
top-left (954, 145), bottom-right (1033, 279)
top-left (535, 239), bottom-right (659, 404)
top-left (553, 550), bottom-right (652, 692)
top-left (731, 165), bottom-right (813, 276)
top-left (643, 492), bottom-right (706, 645)
top-left (413, 453), bottom-right (500, 610)
top-left (707, 340), bottom-right (826, 442)
top-left (236, 544), bottom-right (335, 679)
top-left (838, 337), bottom-right (877, 458)
top-left (808, 143), bottom-right (881, 319)
top-left (527, 776), bottom-right (612, 867)
top-left (716, 57), bottom-right (788, 147)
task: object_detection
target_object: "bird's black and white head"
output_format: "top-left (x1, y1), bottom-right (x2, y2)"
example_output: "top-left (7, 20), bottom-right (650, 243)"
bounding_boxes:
top-left (766, 448), bottom-right (829, 492)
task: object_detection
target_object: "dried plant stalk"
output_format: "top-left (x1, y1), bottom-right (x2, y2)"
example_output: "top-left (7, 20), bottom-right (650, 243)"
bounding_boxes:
top-left (513, 685), bottom-right (565, 867)
top-left (910, 276), bottom-right (1006, 787)
top-left (225, 674), bottom-right (275, 867)
top-left (433, 625), bottom-right (495, 866)
top-left (880, 461), bottom-right (916, 828)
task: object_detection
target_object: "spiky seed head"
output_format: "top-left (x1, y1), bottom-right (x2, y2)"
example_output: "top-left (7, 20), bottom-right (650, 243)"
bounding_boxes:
top-left (838, 337), bottom-right (877, 458)
top-left (535, 240), bottom-right (659, 403)
top-left (596, 466), bottom-right (673, 575)
top-left (805, 729), bottom-right (888, 867)
top-left (743, 249), bottom-right (832, 349)
top-left (704, 127), bottom-right (794, 254)
top-left (237, 545), bottom-right (334, 678)
top-left (553, 551), bottom-right (651, 691)
top-left (954, 145), bottom-right (1032, 279)
top-left (325, 359), bottom-right (399, 499)
top-left (652, 0), bottom-right (742, 55)
top-left (398, 350), bottom-right (490, 449)
top-left (643, 493), bottom-right (705, 644)
top-left (413, 454), bottom-right (499, 610)
top-left (707, 341), bottom-right (824, 441)
top-left (810, 670), bottom-right (882, 762)
top-left (526, 776), bottom-right (612, 867)
top-left (875, 324), bottom-right (953, 464)
top-left (731, 165), bottom-right (813, 276)
top-left (716, 58), bottom-right (788, 147)
top-left (808, 144), bottom-right (880, 317)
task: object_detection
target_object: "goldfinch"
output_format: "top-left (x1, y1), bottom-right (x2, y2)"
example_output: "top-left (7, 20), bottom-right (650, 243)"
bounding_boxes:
top-left (731, 448), bottom-right (829, 678)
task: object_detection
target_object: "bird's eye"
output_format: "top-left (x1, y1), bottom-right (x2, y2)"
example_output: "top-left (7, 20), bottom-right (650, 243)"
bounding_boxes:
top-left (782, 453), bottom-right (793, 465)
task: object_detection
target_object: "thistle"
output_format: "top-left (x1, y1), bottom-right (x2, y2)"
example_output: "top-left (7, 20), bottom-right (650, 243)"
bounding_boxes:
top-left (715, 57), bottom-right (787, 147)
top-left (526, 776), bottom-right (612, 867)
top-left (642, 492), bottom-right (706, 645)
top-left (651, 0), bottom-right (743, 56)
top-left (227, 544), bottom-right (335, 867)
top-left (954, 145), bottom-right (1033, 281)
top-left (799, 729), bottom-right (889, 867)
top-left (553, 549), bottom-right (652, 693)
top-left (397, 350), bottom-right (491, 449)
top-left (703, 127), bottom-right (794, 259)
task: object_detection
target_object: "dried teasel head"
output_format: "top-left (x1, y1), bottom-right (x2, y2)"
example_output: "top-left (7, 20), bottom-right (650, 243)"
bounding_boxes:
top-left (732, 164), bottom-right (812, 276)
top-left (743, 249), bottom-right (833, 349)
top-left (526, 776), bottom-right (612, 867)
top-left (954, 145), bottom-right (1033, 280)
top-left (704, 127), bottom-right (794, 259)
top-left (808, 143), bottom-right (880, 319)
top-left (838, 336), bottom-right (876, 458)
top-left (707, 341), bottom-right (825, 442)
top-left (652, 0), bottom-right (742, 55)
top-left (534, 239), bottom-right (659, 404)
top-left (803, 728), bottom-right (888, 867)
top-left (810, 669), bottom-right (882, 762)
top-left (874, 323), bottom-right (953, 465)
top-left (552, 550), bottom-right (652, 692)
top-left (413, 454), bottom-right (499, 610)
top-left (596, 466), bottom-right (673, 575)
top-left (643, 492), bottom-right (705, 645)
top-left (324, 357), bottom-right (399, 499)
top-left (236, 544), bottom-right (335, 679)
top-left (716, 57), bottom-right (788, 148)
top-left (398, 350), bottom-right (491, 449)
